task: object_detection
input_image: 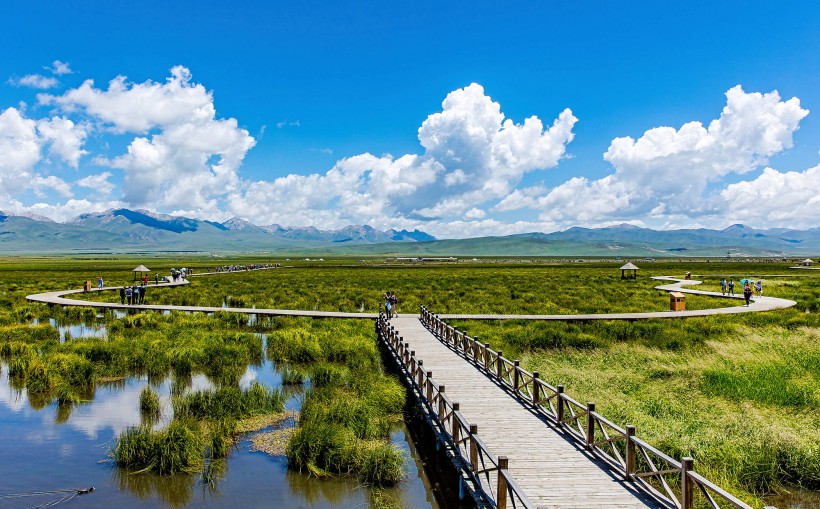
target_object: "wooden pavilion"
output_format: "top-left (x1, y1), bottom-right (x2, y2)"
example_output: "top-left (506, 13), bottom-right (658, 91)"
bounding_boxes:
top-left (132, 264), bottom-right (150, 281)
top-left (620, 262), bottom-right (639, 279)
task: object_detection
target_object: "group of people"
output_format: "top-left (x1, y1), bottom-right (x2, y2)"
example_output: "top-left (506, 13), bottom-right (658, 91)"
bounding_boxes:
top-left (720, 278), bottom-right (763, 306)
top-left (211, 264), bottom-right (276, 273)
top-left (383, 291), bottom-right (399, 318)
top-left (119, 285), bottom-right (147, 305)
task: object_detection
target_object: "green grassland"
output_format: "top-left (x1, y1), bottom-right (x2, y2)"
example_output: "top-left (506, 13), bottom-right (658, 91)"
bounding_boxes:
top-left (2, 257), bottom-right (819, 505)
top-left (73, 261), bottom-right (739, 314)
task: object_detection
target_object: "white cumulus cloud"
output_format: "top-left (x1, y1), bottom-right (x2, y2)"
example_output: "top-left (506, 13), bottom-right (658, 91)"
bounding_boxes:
top-left (229, 83), bottom-right (577, 228)
top-left (76, 172), bottom-right (116, 196)
top-left (46, 66), bottom-right (255, 217)
top-left (0, 107), bottom-right (41, 195)
top-left (719, 163), bottom-right (820, 228)
top-left (42, 66), bottom-right (216, 134)
top-left (9, 74), bottom-right (59, 89)
top-left (36, 116), bottom-right (89, 168)
top-left (46, 60), bottom-right (73, 75)
top-left (522, 86), bottom-right (809, 227)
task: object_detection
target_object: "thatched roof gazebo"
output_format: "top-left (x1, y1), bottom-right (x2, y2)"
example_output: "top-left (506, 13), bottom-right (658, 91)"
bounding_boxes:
top-left (620, 262), bottom-right (639, 279)
top-left (803, 258), bottom-right (814, 267)
top-left (132, 264), bottom-right (150, 281)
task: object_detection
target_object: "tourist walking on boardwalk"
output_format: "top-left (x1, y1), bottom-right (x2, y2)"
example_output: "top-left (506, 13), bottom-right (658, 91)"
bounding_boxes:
top-left (155, 273), bottom-right (159, 284)
top-left (383, 292), bottom-right (392, 319)
top-left (389, 291), bottom-right (398, 318)
top-left (119, 286), bottom-right (125, 304)
top-left (98, 275), bottom-right (104, 289)
top-left (755, 280), bottom-right (763, 296)
top-left (720, 278), bottom-right (727, 295)
top-left (125, 286), bottom-right (133, 305)
top-left (143, 274), bottom-right (148, 285)
top-left (133, 286), bottom-right (140, 305)
top-left (728, 279), bottom-right (735, 295)
top-left (743, 282), bottom-right (753, 306)
top-left (139, 285), bottom-right (146, 304)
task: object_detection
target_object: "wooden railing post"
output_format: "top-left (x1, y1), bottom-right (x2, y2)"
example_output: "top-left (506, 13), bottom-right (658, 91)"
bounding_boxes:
top-left (452, 403), bottom-right (460, 443)
top-left (556, 385), bottom-right (565, 424)
top-left (438, 386), bottom-right (446, 417)
top-left (532, 372), bottom-right (540, 404)
top-left (586, 402), bottom-right (596, 449)
top-left (513, 360), bottom-right (520, 391)
top-left (484, 343), bottom-right (491, 369)
top-left (469, 424), bottom-right (478, 472)
top-left (426, 371), bottom-right (433, 402)
top-left (496, 456), bottom-right (509, 509)
top-left (496, 351), bottom-right (503, 379)
top-left (410, 353), bottom-right (416, 375)
top-left (472, 336), bottom-right (478, 359)
top-left (625, 425), bottom-right (636, 481)
top-left (681, 457), bottom-right (693, 509)
top-left (417, 360), bottom-right (424, 386)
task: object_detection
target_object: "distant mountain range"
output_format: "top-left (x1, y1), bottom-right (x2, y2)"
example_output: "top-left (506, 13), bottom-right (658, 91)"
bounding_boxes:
top-left (0, 209), bottom-right (818, 256)
top-left (0, 208), bottom-right (435, 253)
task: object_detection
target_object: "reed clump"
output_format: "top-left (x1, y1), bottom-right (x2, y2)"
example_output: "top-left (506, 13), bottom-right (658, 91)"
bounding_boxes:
top-left (172, 382), bottom-right (284, 421)
top-left (280, 365), bottom-right (306, 385)
top-left (114, 420), bottom-right (204, 475)
top-left (139, 386), bottom-right (161, 419)
top-left (279, 319), bottom-right (406, 486)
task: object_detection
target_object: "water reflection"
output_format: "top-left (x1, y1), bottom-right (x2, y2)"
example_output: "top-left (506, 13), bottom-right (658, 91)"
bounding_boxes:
top-left (31, 317), bottom-right (108, 343)
top-left (113, 466), bottom-right (199, 508)
top-left (1, 326), bottom-right (438, 509)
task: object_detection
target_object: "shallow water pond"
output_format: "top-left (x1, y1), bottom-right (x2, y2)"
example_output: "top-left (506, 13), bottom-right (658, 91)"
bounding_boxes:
top-left (0, 354), bottom-right (438, 509)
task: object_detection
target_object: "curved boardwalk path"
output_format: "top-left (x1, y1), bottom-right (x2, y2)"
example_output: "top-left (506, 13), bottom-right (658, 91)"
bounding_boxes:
top-left (26, 276), bottom-right (794, 321)
top-left (26, 281), bottom-right (379, 319)
top-left (437, 276), bottom-right (796, 320)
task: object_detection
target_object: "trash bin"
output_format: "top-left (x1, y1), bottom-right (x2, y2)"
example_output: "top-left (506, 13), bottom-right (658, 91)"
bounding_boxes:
top-left (670, 292), bottom-right (686, 311)
top-left (83, 280), bottom-right (92, 292)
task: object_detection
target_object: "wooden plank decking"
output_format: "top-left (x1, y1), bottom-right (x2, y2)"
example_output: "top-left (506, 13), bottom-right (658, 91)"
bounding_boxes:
top-left (387, 315), bottom-right (661, 508)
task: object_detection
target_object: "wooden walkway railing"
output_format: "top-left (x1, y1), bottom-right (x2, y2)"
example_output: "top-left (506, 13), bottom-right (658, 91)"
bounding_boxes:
top-left (377, 314), bottom-right (535, 509)
top-left (416, 306), bottom-right (755, 509)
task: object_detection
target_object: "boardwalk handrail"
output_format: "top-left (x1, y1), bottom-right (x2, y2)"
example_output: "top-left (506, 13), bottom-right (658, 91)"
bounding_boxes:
top-left (376, 314), bottom-right (535, 509)
top-left (419, 305), bottom-right (755, 509)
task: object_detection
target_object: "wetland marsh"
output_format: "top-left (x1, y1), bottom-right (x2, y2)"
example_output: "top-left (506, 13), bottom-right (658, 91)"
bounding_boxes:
top-left (1, 257), bottom-right (818, 508)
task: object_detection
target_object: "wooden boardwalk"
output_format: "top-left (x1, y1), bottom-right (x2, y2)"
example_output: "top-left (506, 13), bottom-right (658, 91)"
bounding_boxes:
top-left (26, 276), bottom-right (794, 323)
top-left (437, 276), bottom-right (796, 320)
top-left (26, 282), bottom-right (379, 319)
top-left (385, 315), bottom-right (661, 509)
top-left (381, 311), bottom-right (755, 509)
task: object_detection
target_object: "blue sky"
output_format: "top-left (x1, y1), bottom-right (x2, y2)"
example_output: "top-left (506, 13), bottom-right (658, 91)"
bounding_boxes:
top-left (1, 1), bottom-right (818, 237)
